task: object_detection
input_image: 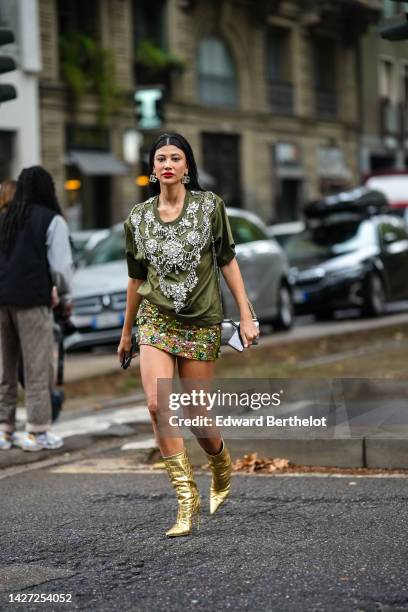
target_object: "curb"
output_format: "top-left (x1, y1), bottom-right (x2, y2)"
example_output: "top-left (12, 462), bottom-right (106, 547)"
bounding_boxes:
top-left (1, 429), bottom-right (408, 472)
top-left (184, 437), bottom-right (407, 469)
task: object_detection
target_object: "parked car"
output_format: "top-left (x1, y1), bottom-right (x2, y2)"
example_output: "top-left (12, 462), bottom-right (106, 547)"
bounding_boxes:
top-left (267, 221), bottom-right (305, 248)
top-left (287, 187), bottom-right (408, 319)
top-left (70, 229), bottom-right (110, 266)
top-left (67, 208), bottom-right (294, 350)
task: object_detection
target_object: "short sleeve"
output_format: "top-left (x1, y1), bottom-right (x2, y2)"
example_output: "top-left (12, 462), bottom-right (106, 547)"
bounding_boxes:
top-left (212, 196), bottom-right (236, 266)
top-left (124, 218), bottom-right (148, 280)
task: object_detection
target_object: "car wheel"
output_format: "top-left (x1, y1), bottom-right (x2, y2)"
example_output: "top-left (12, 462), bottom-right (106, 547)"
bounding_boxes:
top-left (362, 272), bottom-right (386, 317)
top-left (273, 283), bottom-right (294, 330)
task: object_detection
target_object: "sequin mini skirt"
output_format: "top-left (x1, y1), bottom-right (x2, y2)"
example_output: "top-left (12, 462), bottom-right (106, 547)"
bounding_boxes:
top-left (136, 299), bottom-right (221, 361)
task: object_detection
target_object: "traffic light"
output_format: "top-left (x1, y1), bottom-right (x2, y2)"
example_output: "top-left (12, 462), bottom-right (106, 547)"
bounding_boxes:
top-left (0, 29), bottom-right (17, 103)
top-left (380, 1), bottom-right (408, 41)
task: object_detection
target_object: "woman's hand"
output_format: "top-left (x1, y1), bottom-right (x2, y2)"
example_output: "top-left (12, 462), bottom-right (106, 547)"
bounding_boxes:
top-left (239, 318), bottom-right (259, 348)
top-left (117, 333), bottom-right (132, 364)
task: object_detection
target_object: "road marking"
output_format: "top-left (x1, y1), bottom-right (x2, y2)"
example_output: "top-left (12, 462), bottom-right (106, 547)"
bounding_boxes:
top-left (121, 438), bottom-right (157, 451)
top-left (16, 405), bottom-right (150, 440)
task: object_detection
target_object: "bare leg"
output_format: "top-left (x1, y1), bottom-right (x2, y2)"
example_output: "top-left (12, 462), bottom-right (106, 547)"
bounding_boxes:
top-left (177, 357), bottom-right (222, 455)
top-left (139, 344), bottom-right (184, 457)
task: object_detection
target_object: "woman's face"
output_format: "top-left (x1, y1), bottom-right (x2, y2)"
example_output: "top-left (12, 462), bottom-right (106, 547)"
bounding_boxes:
top-left (153, 145), bottom-right (188, 187)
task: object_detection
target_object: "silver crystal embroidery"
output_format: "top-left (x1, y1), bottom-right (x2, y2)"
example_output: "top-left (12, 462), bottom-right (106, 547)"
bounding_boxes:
top-left (145, 238), bottom-right (158, 253)
top-left (130, 191), bottom-right (216, 312)
top-left (187, 230), bottom-right (199, 245)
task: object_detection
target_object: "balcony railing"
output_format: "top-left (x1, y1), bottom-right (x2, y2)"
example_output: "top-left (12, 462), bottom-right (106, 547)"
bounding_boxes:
top-left (315, 89), bottom-right (338, 121)
top-left (267, 80), bottom-right (295, 116)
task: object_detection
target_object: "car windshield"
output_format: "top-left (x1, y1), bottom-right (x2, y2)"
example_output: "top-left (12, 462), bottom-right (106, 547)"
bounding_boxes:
top-left (285, 219), bottom-right (376, 264)
top-left (83, 230), bottom-right (125, 266)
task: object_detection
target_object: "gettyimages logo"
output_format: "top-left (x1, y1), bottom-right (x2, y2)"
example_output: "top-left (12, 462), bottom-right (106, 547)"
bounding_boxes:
top-left (168, 389), bottom-right (282, 411)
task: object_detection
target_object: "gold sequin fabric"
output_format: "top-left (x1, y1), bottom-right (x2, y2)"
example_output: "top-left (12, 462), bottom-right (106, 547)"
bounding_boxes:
top-left (137, 299), bottom-right (221, 361)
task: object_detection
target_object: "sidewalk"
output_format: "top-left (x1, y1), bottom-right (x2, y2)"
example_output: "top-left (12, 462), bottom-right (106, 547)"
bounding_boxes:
top-left (2, 399), bottom-right (408, 472)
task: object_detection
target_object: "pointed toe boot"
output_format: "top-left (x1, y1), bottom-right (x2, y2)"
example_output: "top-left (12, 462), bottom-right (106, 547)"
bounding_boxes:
top-left (162, 448), bottom-right (201, 537)
top-left (206, 440), bottom-right (232, 515)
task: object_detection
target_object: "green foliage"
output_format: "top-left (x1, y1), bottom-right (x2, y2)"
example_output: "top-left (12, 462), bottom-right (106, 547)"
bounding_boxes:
top-left (59, 32), bottom-right (122, 125)
top-left (134, 40), bottom-right (185, 73)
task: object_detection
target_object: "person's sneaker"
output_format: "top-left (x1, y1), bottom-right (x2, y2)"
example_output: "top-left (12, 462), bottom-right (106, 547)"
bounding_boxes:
top-left (0, 431), bottom-right (12, 450)
top-left (13, 432), bottom-right (63, 451)
top-left (35, 432), bottom-right (63, 450)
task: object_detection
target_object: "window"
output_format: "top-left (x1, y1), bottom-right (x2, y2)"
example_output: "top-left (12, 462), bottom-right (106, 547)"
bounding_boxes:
top-left (313, 37), bottom-right (337, 120)
top-left (58, 0), bottom-right (100, 38)
top-left (401, 63), bottom-right (408, 104)
top-left (379, 58), bottom-right (397, 101)
top-left (401, 62), bottom-right (408, 134)
top-left (314, 38), bottom-right (336, 92)
top-left (383, 0), bottom-right (406, 17)
top-left (379, 218), bottom-right (408, 244)
top-left (228, 217), bottom-right (268, 245)
top-left (379, 58), bottom-right (398, 135)
top-left (285, 220), bottom-right (377, 264)
top-left (266, 27), bottom-right (290, 82)
top-left (84, 230), bottom-right (125, 266)
top-left (133, 0), bottom-right (166, 48)
top-left (197, 36), bottom-right (238, 108)
top-left (266, 27), bottom-right (293, 115)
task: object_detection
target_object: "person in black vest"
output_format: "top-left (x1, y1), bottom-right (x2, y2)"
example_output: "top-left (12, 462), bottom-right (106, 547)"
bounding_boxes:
top-left (0, 166), bottom-right (73, 451)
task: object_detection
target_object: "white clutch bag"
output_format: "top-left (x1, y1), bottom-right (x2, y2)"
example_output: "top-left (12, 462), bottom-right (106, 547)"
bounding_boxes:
top-left (221, 319), bottom-right (259, 352)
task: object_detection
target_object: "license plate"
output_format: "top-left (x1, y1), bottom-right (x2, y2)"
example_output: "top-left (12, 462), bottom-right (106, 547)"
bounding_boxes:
top-left (293, 289), bottom-right (308, 304)
top-left (91, 313), bottom-right (121, 329)
top-left (72, 314), bottom-right (93, 328)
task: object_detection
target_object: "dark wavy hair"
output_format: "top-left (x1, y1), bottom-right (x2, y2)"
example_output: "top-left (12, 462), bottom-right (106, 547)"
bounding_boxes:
top-left (148, 133), bottom-right (204, 196)
top-left (0, 165), bottom-right (63, 256)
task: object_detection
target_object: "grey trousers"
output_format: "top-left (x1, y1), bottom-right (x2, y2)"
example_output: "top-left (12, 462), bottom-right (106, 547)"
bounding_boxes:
top-left (0, 306), bottom-right (54, 433)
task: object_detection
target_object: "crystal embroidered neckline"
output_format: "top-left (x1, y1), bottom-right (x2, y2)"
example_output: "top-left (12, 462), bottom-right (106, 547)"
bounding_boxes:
top-left (153, 190), bottom-right (189, 225)
top-left (130, 190), bottom-right (216, 313)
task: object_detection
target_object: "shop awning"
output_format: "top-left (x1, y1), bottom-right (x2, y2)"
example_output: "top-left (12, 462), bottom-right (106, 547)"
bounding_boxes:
top-left (67, 150), bottom-right (128, 176)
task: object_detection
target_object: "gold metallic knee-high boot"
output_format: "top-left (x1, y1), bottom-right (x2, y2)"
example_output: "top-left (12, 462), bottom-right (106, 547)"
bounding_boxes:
top-left (162, 448), bottom-right (201, 537)
top-left (205, 440), bottom-right (232, 515)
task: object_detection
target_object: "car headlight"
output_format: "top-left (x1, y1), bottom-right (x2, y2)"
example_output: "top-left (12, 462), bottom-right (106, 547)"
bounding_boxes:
top-left (294, 267), bottom-right (326, 283)
top-left (326, 265), bottom-right (365, 282)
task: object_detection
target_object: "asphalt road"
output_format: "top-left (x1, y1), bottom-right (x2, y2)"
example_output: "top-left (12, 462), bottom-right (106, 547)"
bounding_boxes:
top-left (1, 463), bottom-right (408, 612)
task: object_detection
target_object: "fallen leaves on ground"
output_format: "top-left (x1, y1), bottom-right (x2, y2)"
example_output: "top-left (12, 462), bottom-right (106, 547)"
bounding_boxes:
top-left (229, 453), bottom-right (408, 475)
top-left (232, 452), bottom-right (291, 473)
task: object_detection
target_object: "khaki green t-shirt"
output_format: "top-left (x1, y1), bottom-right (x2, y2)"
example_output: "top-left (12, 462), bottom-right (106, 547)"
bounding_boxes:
top-left (124, 190), bottom-right (236, 326)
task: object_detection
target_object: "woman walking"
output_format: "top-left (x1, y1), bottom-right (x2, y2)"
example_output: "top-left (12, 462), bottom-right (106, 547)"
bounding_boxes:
top-left (118, 133), bottom-right (259, 537)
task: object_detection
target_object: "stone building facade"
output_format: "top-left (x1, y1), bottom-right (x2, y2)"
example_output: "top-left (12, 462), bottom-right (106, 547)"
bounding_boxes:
top-left (163, 0), bottom-right (384, 222)
top-left (360, 0), bottom-right (408, 175)
top-left (38, 0), bottom-right (382, 228)
top-left (39, 0), bottom-right (137, 229)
